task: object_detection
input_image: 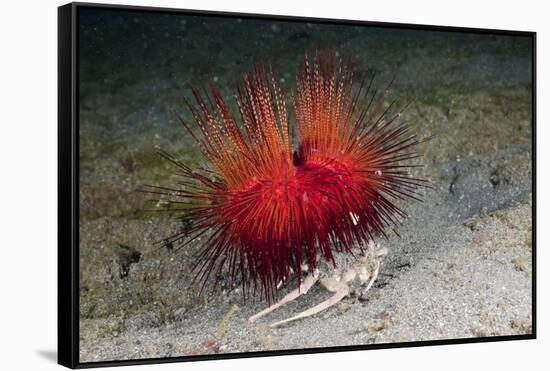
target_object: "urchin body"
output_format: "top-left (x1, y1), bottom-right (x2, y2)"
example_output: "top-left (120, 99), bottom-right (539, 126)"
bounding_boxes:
top-left (144, 51), bottom-right (425, 322)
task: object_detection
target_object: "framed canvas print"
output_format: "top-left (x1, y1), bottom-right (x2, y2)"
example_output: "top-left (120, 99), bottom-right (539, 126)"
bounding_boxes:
top-left (58, 2), bottom-right (536, 368)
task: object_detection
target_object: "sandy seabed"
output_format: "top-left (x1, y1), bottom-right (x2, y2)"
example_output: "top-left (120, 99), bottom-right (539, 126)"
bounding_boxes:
top-left (77, 9), bottom-right (533, 362)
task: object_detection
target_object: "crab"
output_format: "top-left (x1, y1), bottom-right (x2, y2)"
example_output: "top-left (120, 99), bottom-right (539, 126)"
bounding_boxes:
top-left (247, 241), bottom-right (388, 328)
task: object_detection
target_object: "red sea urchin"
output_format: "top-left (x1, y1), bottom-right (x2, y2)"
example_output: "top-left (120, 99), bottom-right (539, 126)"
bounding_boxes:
top-left (144, 51), bottom-right (427, 303)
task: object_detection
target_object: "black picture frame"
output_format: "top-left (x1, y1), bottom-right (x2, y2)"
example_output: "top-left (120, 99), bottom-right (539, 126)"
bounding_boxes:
top-left (58, 2), bottom-right (537, 368)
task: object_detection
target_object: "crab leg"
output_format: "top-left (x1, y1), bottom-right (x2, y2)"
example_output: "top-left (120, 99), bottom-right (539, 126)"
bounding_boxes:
top-left (247, 269), bottom-right (319, 324)
top-left (269, 281), bottom-right (350, 328)
top-left (362, 247), bottom-right (387, 293)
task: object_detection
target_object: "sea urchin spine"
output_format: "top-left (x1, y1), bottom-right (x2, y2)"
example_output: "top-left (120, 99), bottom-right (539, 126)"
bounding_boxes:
top-left (144, 51), bottom-right (426, 303)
